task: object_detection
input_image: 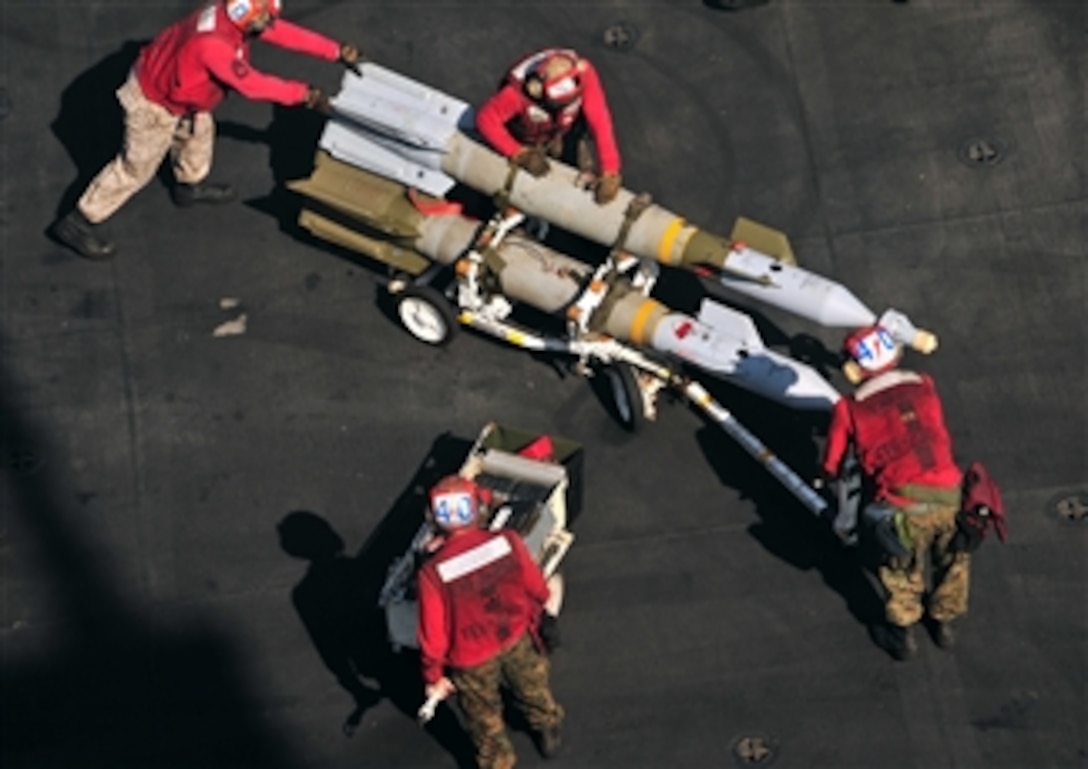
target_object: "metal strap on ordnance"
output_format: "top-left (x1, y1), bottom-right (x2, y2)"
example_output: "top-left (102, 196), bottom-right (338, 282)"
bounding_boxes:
top-left (457, 209), bottom-right (527, 305)
top-left (565, 192), bottom-right (655, 336)
top-left (609, 192), bottom-right (653, 261)
top-left (566, 262), bottom-right (613, 336)
top-left (494, 161), bottom-right (523, 212)
top-left (474, 207), bottom-right (525, 272)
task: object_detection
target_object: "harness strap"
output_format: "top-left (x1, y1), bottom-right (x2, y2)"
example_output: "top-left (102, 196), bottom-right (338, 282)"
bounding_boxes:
top-left (609, 192), bottom-right (652, 260)
top-left (494, 162), bottom-right (522, 212)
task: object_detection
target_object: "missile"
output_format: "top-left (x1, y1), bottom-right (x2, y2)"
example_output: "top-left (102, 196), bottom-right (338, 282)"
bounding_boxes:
top-left (288, 158), bottom-right (841, 411)
top-left (319, 63), bottom-right (931, 340)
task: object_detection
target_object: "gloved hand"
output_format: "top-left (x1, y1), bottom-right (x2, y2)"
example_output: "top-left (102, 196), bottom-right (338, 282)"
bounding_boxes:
top-left (424, 676), bottom-right (456, 702)
top-left (951, 507), bottom-right (987, 553)
top-left (418, 677), bottom-right (455, 724)
top-left (304, 85), bottom-right (331, 115)
top-left (593, 172), bottom-right (622, 205)
top-left (339, 43), bottom-right (364, 76)
top-left (512, 146), bottom-right (551, 177)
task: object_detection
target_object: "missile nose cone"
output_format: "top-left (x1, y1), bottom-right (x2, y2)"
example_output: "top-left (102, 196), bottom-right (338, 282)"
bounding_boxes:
top-left (808, 282), bottom-right (879, 329)
top-left (714, 246), bottom-right (878, 328)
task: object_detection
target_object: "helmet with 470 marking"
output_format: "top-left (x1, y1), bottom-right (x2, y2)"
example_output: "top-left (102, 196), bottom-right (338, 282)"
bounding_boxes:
top-left (841, 323), bottom-right (903, 384)
top-left (224, 0), bottom-right (282, 34)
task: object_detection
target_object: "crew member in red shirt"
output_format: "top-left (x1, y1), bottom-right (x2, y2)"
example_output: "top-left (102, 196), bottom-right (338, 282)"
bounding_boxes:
top-left (475, 48), bottom-right (623, 206)
top-left (417, 475), bottom-right (564, 769)
top-left (822, 324), bottom-right (968, 660)
top-left (52, 0), bottom-right (361, 260)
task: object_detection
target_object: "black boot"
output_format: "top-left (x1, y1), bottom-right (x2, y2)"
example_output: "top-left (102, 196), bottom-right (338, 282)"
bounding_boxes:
top-left (172, 182), bottom-right (235, 208)
top-left (874, 622), bottom-right (917, 661)
top-left (932, 620), bottom-right (956, 650)
top-left (535, 724), bottom-right (563, 759)
top-left (52, 209), bottom-right (116, 261)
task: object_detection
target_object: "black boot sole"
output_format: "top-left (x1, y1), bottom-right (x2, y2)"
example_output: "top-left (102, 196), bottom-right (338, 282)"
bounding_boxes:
top-left (52, 220), bottom-right (116, 261)
top-left (172, 187), bottom-right (236, 208)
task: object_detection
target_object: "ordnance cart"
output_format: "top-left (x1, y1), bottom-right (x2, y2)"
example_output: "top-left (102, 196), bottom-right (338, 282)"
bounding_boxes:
top-left (379, 422), bottom-right (584, 651)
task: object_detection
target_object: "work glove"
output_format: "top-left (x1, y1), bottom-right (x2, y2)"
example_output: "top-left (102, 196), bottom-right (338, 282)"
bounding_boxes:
top-left (512, 146), bottom-right (551, 177)
top-left (339, 43), bottom-right (363, 76)
top-left (951, 507), bottom-right (987, 553)
top-left (424, 677), bottom-right (456, 703)
top-left (304, 85), bottom-right (331, 115)
top-left (593, 172), bottom-right (622, 205)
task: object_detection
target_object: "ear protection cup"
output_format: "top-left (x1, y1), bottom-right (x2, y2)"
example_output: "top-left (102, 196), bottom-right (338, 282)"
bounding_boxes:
top-left (525, 74), bottom-right (544, 100)
top-left (524, 54), bottom-right (582, 107)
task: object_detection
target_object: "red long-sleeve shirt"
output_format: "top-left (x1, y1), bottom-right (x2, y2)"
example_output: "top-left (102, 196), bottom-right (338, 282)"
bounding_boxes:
top-left (823, 370), bottom-right (962, 505)
top-left (134, 2), bottom-right (340, 116)
top-left (475, 50), bottom-right (621, 175)
top-left (417, 528), bottom-right (549, 684)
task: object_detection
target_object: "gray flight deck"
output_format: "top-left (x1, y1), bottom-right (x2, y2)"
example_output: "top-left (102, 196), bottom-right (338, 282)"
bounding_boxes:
top-left (1, 1), bottom-right (1084, 768)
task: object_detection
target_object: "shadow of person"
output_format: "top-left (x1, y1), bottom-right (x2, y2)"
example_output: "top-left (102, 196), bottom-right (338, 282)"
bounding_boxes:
top-left (277, 511), bottom-right (384, 725)
top-left (278, 432), bottom-right (477, 769)
top-left (694, 380), bottom-right (885, 631)
top-left (50, 40), bottom-right (148, 220)
top-left (218, 104), bottom-right (326, 238)
top-left (219, 106), bottom-right (406, 283)
top-left (219, 102), bottom-right (329, 190)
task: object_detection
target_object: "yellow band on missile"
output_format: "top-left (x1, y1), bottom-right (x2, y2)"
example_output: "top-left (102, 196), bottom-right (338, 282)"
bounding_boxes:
top-left (657, 218), bottom-right (687, 265)
top-left (629, 299), bottom-right (660, 347)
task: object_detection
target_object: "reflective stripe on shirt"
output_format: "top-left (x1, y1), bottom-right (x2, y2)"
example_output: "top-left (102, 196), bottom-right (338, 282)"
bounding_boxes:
top-left (436, 536), bottom-right (512, 584)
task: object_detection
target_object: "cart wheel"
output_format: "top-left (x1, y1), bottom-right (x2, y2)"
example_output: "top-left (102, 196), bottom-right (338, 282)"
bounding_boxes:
top-left (601, 363), bottom-right (644, 433)
top-left (396, 285), bottom-right (457, 346)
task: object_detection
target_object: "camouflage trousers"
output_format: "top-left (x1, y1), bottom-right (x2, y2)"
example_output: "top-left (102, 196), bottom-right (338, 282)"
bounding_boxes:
top-left (449, 633), bottom-right (564, 769)
top-left (79, 71), bottom-right (215, 223)
top-left (879, 485), bottom-right (970, 627)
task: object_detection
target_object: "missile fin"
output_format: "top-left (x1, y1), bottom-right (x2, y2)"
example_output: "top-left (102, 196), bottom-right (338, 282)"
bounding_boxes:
top-left (345, 63), bottom-right (472, 128)
top-left (332, 65), bottom-right (469, 150)
top-left (696, 299), bottom-right (764, 350)
top-left (730, 217), bottom-right (797, 265)
top-left (320, 122), bottom-right (456, 197)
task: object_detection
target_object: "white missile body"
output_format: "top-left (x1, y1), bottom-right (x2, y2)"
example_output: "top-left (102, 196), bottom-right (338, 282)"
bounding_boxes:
top-left (286, 63), bottom-right (948, 514)
top-left (324, 64), bottom-right (883, 330)
top-left (657, 300), bottom-right (837, 410)
top-left (414, 209), bottom-right (842, 410)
